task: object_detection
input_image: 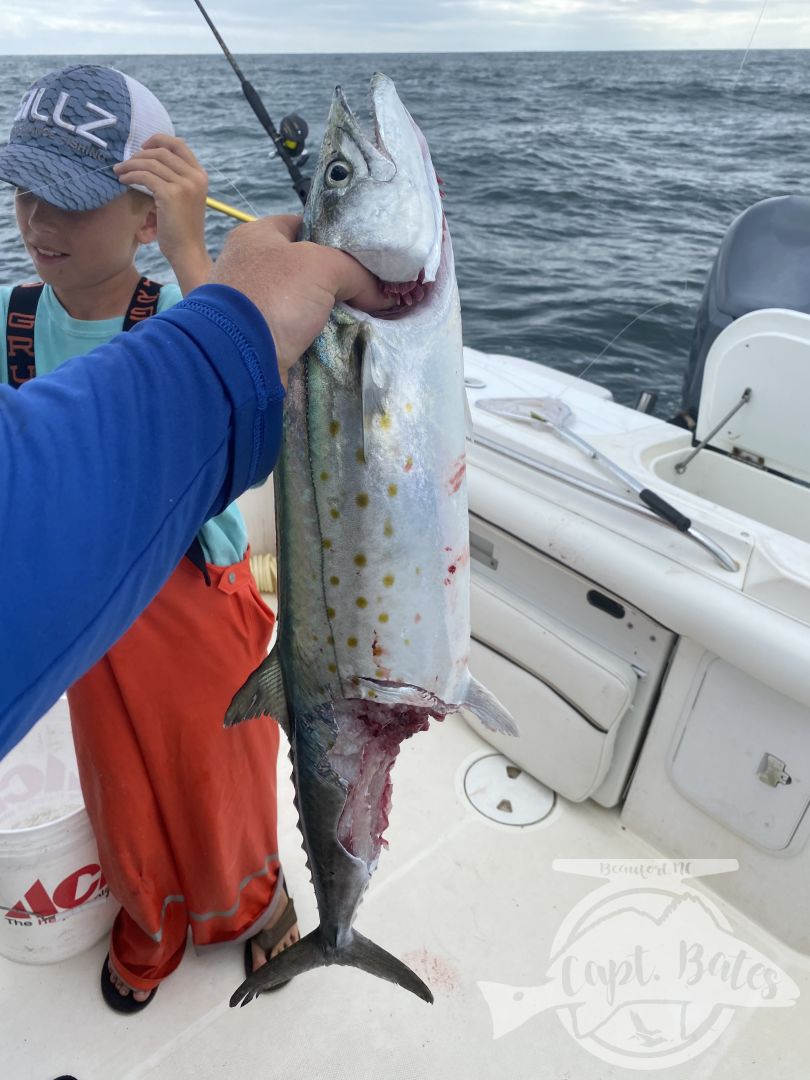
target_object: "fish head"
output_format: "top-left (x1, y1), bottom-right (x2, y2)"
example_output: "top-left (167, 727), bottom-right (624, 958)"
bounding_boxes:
top-left (303, 72), bottom-right (443, 286)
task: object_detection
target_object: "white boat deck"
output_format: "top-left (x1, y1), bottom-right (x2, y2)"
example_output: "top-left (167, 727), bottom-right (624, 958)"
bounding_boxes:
top-left (3, 686), bottom-right (809, 1079)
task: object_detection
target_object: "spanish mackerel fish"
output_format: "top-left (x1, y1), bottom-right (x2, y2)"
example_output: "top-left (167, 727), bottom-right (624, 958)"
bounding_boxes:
top-left (227, 72), bottom-right (516, 1007)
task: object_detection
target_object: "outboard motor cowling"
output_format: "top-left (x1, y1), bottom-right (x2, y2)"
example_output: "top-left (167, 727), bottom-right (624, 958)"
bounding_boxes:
top-left (682, 195), bottom-right (810, 421)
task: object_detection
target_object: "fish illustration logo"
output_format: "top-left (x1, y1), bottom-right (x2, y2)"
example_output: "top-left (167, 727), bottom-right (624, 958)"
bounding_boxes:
top-left (478, 859), bottom-right (799, 1071)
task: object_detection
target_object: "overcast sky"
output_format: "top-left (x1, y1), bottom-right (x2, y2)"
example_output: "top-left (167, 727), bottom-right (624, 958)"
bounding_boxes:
top-left (1, 0), bottom-right (808, 55)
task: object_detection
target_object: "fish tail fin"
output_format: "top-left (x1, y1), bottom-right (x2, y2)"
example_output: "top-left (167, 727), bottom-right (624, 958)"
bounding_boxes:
top-left (229, 926), bottom-right (434, 1006)
top-left (337, 929), bottom-right (434, 1004)
top-left (463, 674), bottom-right (519, 736)
top-left (229, 929), bottom-right (325, 1006)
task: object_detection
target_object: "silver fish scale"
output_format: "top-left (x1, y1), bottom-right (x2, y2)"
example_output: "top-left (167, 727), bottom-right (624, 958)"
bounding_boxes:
top-left (276, 282), bottom-right (469, 715)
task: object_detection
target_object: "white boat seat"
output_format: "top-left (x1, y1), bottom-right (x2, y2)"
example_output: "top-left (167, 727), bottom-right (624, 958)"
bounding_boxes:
top-left (467, 577), bottom-right (637, 802)
top-left (698, 308), bottom-right (810, 485)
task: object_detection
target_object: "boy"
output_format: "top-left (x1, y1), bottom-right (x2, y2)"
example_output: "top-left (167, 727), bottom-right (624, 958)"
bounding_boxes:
top-left (0, 65), bottom-right (298, 1012)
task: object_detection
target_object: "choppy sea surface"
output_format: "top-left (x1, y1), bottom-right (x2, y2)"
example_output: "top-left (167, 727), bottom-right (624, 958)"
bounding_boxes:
top-left (1, 50), bottom-right (808, 416)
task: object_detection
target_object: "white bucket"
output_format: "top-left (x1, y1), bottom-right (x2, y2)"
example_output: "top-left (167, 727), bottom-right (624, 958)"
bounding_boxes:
top-left (0, 697), bottom-right (118, 964)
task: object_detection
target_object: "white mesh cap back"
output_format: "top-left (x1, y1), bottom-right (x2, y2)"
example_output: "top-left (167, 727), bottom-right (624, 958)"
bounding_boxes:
top-left (119, 70), bottom-right (175, 165)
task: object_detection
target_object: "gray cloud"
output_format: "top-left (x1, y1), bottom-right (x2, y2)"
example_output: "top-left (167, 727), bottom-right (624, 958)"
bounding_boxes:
top-left (1, 0), bottom-right (808, 53)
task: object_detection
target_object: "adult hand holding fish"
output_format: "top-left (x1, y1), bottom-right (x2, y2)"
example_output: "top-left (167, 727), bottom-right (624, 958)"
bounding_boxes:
top-left (211, 213), bottom-right (396, 381)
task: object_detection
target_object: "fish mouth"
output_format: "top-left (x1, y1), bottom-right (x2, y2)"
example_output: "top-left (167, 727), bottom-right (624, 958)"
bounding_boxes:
top-left (320, 74), bottom-right (444, 291)
top-left (378, 267), bottom-right (432, 312)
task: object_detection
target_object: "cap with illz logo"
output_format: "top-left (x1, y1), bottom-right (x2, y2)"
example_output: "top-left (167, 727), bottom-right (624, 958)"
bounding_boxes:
top-left (0, 64), bottom-right (174, 212)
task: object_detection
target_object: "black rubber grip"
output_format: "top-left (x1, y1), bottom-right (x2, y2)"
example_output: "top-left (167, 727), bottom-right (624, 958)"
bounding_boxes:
top-left (639, 489), bottom-right (692, 532)
top-left (242, 81), bottom-right (279, 139)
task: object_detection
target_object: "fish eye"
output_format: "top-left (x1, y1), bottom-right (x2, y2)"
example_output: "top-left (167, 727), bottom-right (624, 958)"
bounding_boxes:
top-left (325, 159), bottom-right (352, 188)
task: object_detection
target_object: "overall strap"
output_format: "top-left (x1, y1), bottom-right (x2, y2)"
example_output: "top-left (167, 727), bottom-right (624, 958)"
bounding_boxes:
top-left (5, 276), bottom-right (162, 387)
top-left (5, 282), bottom-right (44, 388)
top-left (123, 277), bottom-right (162, 331)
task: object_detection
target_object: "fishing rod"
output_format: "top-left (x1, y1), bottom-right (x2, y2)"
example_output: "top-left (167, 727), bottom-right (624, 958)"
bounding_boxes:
top-left (192, 0), bottom-right (311, 206)
top-left (205, 196), bottom-right (256, 223)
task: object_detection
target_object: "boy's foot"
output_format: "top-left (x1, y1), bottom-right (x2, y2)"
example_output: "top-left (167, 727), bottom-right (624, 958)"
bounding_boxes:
top-left (100, 954), bottom-right (156, 1013)
top-left (247, 889), bottom-right (300, 975)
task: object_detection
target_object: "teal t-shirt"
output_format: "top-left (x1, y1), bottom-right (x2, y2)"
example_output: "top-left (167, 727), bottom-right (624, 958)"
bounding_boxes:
top-left (0, 281), bottom-right (248, 567)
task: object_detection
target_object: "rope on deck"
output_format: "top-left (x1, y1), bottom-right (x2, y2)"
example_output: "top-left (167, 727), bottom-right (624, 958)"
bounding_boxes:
top-left (250, 552), bottom-right (278, 594)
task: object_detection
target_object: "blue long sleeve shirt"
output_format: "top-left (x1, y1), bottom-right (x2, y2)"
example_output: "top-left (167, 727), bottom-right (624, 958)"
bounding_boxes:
top-left (0, 283), bottom-right (285, 758)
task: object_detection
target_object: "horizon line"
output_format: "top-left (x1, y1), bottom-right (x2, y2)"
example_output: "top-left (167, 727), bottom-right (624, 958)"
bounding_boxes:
top-left (1, 46), bottom-right (809, 57)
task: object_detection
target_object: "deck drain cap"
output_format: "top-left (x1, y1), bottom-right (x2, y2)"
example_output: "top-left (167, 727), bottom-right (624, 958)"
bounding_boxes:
top-left (463, 754), bottom-right (555, 826)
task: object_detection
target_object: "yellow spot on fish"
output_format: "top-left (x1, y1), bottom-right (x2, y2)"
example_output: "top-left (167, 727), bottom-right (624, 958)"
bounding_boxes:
top-left (378, 613), bottom-right (389, 624)
top-left (322, 539), bottom-right (332, 550)
top-left (354, 553), bottom-right (367, 567)
top-left (329, 575), bottom-right (340, 586)
top-left (355, 447), bottom-right (365, 463)
top-left (356, 492), bottom-right (369, 508)
top-left (383, 574), bottom-right (395, 588)
top-left (320, 470), bottom-right (330, 482)
top-left (383, 520), bottom-right (394, 537)
top-left (387, 484), bottom-right (398, 497)
top-left (328, 663), bottom-right (337, 673)
top-left (378, 413), bottom-right (392, 431)
top-left (375, 668), bottom-right (387, 679)
top-left (368, 691), bottom-right (378, 700)
top-left (330, 508), bottom-right (340, 520)
top-left (405, 402), bottom-right (413, 413)
top-left (415, 566), bottom-right (421, 575)
top-left (347, 636), bottom-right (358, 648)
top-left (404, 638), bottom-right (411, 646)
top-left (356, 597), bottom-right (368, 609)
top-left (326, 607), bottom-right (336, 619)
top-left (329, 420), bottom-right (340, 437)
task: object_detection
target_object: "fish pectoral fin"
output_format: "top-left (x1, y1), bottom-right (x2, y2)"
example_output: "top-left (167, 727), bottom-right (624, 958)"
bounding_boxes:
top-left (464, 388), bottom-right (475, 442)
top-left (361, 342), bottom-right (388, 459)
top-left (461, 675), bottom-right (519, 736)
top-left (224, 643), bottom-right (290, 736)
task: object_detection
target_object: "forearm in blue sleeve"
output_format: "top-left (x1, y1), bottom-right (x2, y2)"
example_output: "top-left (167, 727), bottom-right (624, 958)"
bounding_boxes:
top-left (0, 283), bottom-right (285, 757)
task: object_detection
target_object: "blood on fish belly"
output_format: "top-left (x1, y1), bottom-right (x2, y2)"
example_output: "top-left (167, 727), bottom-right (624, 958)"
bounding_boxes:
top-left (448, 454), bottom-right (467, 494)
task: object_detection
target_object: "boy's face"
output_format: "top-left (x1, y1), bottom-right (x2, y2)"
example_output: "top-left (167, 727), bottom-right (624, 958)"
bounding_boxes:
top-left (14, 190), bottom-right (156, 294)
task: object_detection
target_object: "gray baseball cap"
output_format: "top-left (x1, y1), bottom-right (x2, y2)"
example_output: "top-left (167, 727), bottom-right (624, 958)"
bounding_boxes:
top-left (0, 64), bottom-right (174, 212)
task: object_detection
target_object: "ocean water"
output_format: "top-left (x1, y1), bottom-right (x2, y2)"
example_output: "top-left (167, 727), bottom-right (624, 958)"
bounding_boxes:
top-left (1, 50), bottom-right (808, 416)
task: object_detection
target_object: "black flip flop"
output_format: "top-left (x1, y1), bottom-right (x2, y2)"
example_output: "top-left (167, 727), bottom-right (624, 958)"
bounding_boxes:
top-left (243, 894), bottom-right (299, 991)
top-left (100, 953), bottom-right (157, 1014)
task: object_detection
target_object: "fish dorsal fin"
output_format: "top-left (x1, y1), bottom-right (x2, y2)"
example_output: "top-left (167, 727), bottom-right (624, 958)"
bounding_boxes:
top-left (224, 642), bottom-right (290, 737)
top-left (461, 674), bottom-right (518, 736)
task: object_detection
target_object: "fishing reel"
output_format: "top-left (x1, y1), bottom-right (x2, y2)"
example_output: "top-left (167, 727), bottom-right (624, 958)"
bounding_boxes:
top-left (270, 113), bottom-right (309, 168)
